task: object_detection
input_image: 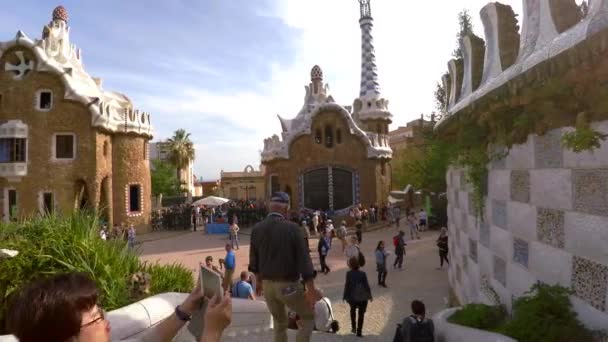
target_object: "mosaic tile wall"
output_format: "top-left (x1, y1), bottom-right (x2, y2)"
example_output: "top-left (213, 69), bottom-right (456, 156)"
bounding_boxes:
top-left (446, 121), bottom-right (608, 330)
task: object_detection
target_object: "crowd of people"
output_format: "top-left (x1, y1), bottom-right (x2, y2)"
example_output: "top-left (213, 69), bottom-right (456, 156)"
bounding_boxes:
top-left (98, 223), bottom-right (137, 248)
top-left (8, 192), bottom-right (447, 342)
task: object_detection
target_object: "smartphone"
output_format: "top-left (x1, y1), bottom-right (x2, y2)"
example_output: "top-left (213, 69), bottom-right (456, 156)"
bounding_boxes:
top-left (200, 265), bottom-right (223, 303)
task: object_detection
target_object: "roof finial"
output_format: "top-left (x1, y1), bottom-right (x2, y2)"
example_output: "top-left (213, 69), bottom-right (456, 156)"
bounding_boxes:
top-left (359, 0), bottom-right (371, 19)
top-left (311, 65), bottom-right (323, 81)
top-left (52, 6), bottom-right (69, 22)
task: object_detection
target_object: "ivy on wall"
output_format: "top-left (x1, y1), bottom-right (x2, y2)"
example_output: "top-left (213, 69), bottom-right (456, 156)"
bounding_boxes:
top-left (438, 68), bottom-right (608, 218)
top-left (561, 112), bottom-right (608, 152)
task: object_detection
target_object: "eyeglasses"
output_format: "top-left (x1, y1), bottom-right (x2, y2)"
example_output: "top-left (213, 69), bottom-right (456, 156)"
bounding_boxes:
top-left (81, 307), bottom-right (106, 328)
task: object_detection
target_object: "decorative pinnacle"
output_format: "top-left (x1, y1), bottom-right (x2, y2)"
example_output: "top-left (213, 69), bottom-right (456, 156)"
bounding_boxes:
top-left (359, 0), bottom-right (372, 19)
top-left (52, 6), bottom-right (68, 22)
top-left (311, 65), bottom-right (323, 81)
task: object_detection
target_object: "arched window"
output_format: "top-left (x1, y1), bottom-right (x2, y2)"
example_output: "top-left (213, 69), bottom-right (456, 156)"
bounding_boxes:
top-left (315, 129), bottom-right (322, 144)
top-left (336, 129), bottom-right (342, 144)
top-left (325, 125), bottom-right (333, 148)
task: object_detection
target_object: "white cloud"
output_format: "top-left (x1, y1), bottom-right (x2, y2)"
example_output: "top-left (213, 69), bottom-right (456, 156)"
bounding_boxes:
top-left (148, 0), bottom-right (531, 179)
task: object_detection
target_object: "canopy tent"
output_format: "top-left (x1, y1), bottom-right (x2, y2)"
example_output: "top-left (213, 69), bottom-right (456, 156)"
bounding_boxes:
top-left (192, 196), bottom-right (230, 207)
top-left (387, 196), bottom-right (403, 204)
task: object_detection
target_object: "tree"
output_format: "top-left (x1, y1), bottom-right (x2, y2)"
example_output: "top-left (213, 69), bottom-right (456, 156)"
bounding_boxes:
top-left (433, 72), bottom-right (449, 120)
top-left (392, 128), bottom-right (455, 194)
top-left (166, 129), bottom-right (195, 187)
top-left (452, 9), bottom-right (474, 59)
top-left (151, 160), bottom-right (183, 197)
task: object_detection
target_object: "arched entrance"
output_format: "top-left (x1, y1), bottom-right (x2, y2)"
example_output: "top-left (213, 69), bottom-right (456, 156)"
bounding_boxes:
top-left (301, 167), bottom-right (355, 211)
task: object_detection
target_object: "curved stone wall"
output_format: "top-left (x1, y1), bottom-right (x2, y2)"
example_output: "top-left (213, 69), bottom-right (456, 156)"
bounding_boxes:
top-left (447, 120), bottom-right (608, 330)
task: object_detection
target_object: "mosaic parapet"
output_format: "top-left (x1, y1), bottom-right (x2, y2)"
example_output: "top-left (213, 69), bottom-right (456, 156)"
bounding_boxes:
top-left (437, 0), bottom-right (608, 128)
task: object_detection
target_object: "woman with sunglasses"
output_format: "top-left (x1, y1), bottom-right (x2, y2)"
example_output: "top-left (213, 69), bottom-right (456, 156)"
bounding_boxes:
top-left (7, 272), bottom-right (231, 342)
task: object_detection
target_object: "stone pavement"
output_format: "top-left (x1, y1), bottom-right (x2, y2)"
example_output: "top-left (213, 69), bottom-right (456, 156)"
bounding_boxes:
top-left (140, 225), bottom-right (449, 340)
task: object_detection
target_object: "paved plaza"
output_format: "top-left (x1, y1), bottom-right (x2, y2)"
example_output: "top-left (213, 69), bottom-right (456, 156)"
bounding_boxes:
top-left (139, 225), bottom-right (449, 340)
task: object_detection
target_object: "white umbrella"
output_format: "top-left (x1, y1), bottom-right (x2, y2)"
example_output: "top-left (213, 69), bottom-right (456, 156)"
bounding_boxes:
top-left (192, 196), bottom-right (230, 207)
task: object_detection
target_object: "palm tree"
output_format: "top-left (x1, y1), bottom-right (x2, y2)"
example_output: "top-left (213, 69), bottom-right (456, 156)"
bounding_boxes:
top-left (166, 129), bottom-right (195, 191)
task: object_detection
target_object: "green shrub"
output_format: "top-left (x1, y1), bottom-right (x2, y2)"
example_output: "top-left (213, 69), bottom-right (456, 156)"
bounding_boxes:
top-left (0, 213), bottom-right (192, 334)
top-left (143, 262), bottom-right (194, 294)
top-left (449, 283), bottom-right (597, 342)
top-left (448, 303), bottom-right (507, 331)
top-left (500, 283), bottom-right (596, 342)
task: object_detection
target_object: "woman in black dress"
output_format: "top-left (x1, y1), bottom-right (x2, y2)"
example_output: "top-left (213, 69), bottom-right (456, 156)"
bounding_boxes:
top-left (343, 256), bottom-right (372, 337)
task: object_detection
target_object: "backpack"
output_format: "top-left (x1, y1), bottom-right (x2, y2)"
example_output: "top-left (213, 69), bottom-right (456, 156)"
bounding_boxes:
top-left (356, 246), bottom-right (366, 267)
top-left (393, 235), bottom-right (399, 247)
top-left (408, 316), bottom-right (434, 342)
top-left (392, 323), bottom-right (403, 342)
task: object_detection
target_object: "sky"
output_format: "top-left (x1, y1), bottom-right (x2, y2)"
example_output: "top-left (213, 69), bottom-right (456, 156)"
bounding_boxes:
top-left (0, 0), bottom-right (549, 180)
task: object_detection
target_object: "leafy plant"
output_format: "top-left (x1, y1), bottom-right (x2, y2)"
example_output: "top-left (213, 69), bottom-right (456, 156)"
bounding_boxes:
top-left (500, 283), bottom-right (595, 342)
top-left (561, 112), bottom-right (608, 153)
top-left (450, 283), bottom-right (596, 342)
top-left (0, 213), bottom-right (193, 334)
top-left (143, 262), bottom-right (194, 295)
top-left (449, 303), bottom-right (507, 331)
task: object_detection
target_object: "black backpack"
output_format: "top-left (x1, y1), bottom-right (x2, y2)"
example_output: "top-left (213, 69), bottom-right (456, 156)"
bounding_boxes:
top-left (356, 246), bottom-right (366, 267)
top-left (392, 323), bottom-right (403, 342)
top-left (408, 316), bottom-right (434, 342)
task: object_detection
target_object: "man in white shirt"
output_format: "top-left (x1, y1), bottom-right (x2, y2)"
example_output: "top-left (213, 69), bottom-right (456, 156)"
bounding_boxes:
top-left (314, 295), bottom-right (339, 333)
top-left (344, 236), bottom-right (361, 265)
top-left (419, 208), bottom-right (428, 231)
top-left (312, 212), bottom-right (320, 236)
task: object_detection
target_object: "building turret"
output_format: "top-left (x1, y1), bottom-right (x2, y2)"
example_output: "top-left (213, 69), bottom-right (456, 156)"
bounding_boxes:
top-left (41, 6), bottom-right (83, 66)
top-left (353, 0), bottom-right (392, 138)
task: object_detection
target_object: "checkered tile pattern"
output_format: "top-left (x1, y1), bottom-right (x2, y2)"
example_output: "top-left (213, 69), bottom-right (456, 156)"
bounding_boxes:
top-left (446, 122), bottom-right (608, 321)
top-left (359, 22), bottom-right (381, 98)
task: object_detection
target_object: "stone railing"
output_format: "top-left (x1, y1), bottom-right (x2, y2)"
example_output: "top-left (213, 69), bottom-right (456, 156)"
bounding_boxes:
top-left (437, 0), bottom-right (608, 128)
top-left (0, 293), bottom-right (272, 342)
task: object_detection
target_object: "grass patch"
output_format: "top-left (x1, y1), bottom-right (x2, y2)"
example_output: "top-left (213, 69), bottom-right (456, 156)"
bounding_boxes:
top-left (0, 213), bottom-right (193, 334)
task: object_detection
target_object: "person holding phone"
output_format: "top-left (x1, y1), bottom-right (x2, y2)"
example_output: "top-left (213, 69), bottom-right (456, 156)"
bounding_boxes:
top-left (249, 192), bottom-right (321, 342)
top-left (7, 272), bottom-right (232, 342)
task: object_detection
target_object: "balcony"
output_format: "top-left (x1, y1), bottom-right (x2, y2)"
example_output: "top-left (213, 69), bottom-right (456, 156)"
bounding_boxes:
top-left (0, 120), bottom-right (28, 179)
top-left (0, 162), bottom-right (27, 178)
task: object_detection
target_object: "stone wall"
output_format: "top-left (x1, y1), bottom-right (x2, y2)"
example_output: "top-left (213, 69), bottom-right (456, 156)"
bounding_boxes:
top-left (0, 49), bottom-right (95, 217)
top-left (447, 120), bottom-right (608, 330)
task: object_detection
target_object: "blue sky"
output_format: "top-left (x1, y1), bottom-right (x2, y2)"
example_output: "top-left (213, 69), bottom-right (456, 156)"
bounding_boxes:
top-left (2, 0), bottom-right (534, 180)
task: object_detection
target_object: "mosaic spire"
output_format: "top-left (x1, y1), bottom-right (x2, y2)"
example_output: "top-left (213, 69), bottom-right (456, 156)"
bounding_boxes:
top-left (353, 0), bottom-right (391, 123)
top-left (358, 0), bottom-right (380, 98)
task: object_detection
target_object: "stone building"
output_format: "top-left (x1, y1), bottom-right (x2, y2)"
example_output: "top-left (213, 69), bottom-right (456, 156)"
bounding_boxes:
top-left (260, 0), bottom-right (392, 214)
top-left (0, 6), bottom-right (153, 230)
top-left (389, 115), bottom-right (433, 153)
top-left (438, 1), bottom-right (608, 330)
top-left (149, 141), bottom-right (195, 195)
top-left (220, 165), bottom-right (265, 201)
